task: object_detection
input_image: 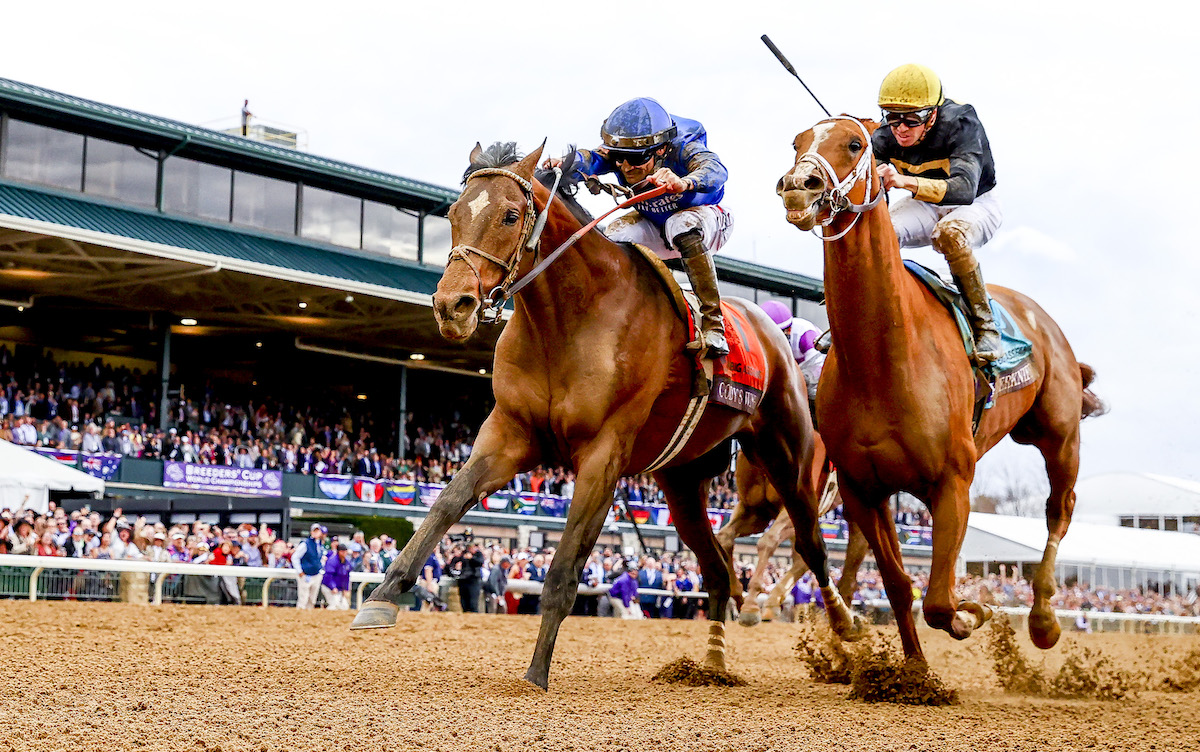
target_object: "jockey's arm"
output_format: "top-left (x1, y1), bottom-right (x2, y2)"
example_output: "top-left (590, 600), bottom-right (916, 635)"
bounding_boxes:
top-left (679, 141), bottom-right (728, 193)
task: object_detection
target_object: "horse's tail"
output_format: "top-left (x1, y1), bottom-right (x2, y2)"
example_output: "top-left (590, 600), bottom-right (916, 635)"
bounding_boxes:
top-left (1078, 362), bottom-right (1107, 420)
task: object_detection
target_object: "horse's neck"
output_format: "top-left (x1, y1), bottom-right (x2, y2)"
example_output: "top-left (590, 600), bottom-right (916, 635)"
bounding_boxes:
top-left (823, 206), bottom-right (920, 378)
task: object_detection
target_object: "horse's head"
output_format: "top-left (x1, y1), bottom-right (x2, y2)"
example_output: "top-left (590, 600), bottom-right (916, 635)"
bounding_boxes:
top-left (433, 141), bottom-right (546, 341)
top-left (776, 117), bottom-right (880, 234)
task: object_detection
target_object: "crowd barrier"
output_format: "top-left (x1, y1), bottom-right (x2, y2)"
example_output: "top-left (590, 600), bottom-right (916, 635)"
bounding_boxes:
top-left (2, 555), bottom-right (1195, 634)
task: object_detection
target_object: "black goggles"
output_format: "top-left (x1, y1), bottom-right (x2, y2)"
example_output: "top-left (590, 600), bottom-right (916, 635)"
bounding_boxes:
top-left (882, 108), bottom-right (935, 129)
top-left (608, 148), bottom-right (658, 166)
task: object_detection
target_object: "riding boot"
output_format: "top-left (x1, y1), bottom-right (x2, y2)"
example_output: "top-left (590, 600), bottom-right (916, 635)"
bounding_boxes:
top-left (934, 219), bottom-right (1002, 365)
top-left (675, 230), bottom-right (729, 358)
top-left (951, 262), bottom-right (1003, 365)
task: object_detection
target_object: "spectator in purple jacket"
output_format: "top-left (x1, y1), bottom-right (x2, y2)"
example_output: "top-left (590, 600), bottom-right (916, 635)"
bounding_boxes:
top-left (320, 543), bottom-right (353, 610)
top-left (607, 560), bottom-right (642, 620)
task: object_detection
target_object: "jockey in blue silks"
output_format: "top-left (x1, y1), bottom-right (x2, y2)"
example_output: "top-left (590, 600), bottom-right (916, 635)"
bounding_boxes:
top-left (547, 97), bottom-right (734, 358)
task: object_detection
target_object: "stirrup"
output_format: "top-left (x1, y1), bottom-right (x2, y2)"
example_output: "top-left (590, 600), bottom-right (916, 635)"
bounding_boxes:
top-left (973, 332), bottom-right (1003, 365)
top-left (687, 330), bottom-right (728, 359)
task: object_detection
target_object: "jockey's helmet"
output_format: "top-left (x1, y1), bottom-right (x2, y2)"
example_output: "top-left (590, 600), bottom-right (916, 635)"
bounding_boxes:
top-left (601, 98), bottom-right (678, 150)
top-left (877, 64), bottom-right (944, 112)
top-left (760, 300), bottom-right (793, 330)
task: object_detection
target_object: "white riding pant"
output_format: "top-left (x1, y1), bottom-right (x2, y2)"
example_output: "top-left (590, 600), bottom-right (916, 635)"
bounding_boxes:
top-left (296, 572), bottom-right (322, 609)
top-left (888, 190), bottom-right (1003, 274)
top-left (320, 585), bottom-right (350, 611)
top-left (604, 205), bottom-right (733, 260)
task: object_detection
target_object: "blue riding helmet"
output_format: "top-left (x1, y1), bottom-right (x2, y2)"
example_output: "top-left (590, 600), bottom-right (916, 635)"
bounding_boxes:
top-left (600, 97), bottom-right (678, 150)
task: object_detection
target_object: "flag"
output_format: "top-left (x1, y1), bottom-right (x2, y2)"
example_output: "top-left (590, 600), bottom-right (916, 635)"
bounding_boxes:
top-left (80, 453), bottom-right (121, 481)
top-left (627, 504), bottom-right (652, 525)
top-left (538, 494), bottom-right (568, 517)
top-left (317, 474), bottom-right (352, 500)
top-left (354, 477), bottom-right (383, 502)
top-left (33, 447), bottom-right (78, 465)
top-left (384, 482), bottom-right (417, 504)
top-left (511, 493), bottom-right (539, 515)
top-left (418, 483), bottom-right (441, 507)
top-left (482, 494), bottom-right (510, 512)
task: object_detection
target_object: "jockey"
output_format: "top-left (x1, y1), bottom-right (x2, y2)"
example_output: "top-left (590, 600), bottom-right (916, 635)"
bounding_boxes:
top-left (547, 97), bottom-right (734, 358)
top-left (760, 300), bottom-right (824, 407)
top-left (871, 64), bottom-right (1004, 364)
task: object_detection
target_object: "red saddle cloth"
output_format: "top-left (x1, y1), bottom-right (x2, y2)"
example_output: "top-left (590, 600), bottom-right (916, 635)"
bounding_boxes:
top-left (707, 302), bottom-right (766, 413)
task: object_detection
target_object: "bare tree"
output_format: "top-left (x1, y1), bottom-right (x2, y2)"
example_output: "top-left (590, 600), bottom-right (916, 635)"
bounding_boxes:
top-left (971, 462), bottom-right (1048, 517)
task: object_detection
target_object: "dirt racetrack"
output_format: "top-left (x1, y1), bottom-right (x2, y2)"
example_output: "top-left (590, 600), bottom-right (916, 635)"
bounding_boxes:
top-left (2, 601), bottom-right (1197, 752)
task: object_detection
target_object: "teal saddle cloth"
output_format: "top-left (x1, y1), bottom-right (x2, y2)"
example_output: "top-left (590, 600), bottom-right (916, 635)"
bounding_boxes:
top-left (903, 260), bottom-right (1033, 376)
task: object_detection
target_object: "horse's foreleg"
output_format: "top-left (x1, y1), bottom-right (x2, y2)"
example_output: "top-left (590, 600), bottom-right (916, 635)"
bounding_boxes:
top-left (763, 534), bottom-right (806, 623)
top-left (842, 486), bottom-right (923, 661)
top-left (351, 412), bottom-right (532, 630)
top-left (838, 519), bottom-right (868, 607)
top-left (1029, 429), bottom-right (1081, 649)
top-left (523, 432), bottom-right (629, 691)
top-left (922, 477), bottom-right (991, 641)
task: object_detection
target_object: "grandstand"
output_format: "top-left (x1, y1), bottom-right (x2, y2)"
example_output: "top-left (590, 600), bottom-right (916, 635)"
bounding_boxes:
top-left (0, 76), bottom-right (837, 557)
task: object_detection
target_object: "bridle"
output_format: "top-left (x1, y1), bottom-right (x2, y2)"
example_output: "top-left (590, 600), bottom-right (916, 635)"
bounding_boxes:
top-left (446, 162), bottom-right (668, 325)
top-left (795, 116), bottom-right (885, 242)
top-left (446, 166), bottom-right (562, 324)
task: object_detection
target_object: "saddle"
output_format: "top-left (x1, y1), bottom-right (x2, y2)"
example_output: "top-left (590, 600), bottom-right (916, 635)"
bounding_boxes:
top-left (903, 261), bottom-right (1036, 431)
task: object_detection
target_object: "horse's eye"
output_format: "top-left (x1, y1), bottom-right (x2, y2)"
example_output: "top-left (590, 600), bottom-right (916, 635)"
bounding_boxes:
top-left (502, 210), bottom-right (520, 226)
top-left (849, 139), bottom-right (863, 154)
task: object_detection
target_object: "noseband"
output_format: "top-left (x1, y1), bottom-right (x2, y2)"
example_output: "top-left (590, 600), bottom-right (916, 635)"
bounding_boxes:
top-left (796, 116), bottom-right (885, 242)
top-left (446, 166), bottom-right (562, 324)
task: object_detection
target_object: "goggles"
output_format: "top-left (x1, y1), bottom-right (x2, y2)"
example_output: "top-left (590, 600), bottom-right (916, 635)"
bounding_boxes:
top-left (882, 108), bottom-right (935, 129)
top-left (608, 148), bottom-right (658, 167)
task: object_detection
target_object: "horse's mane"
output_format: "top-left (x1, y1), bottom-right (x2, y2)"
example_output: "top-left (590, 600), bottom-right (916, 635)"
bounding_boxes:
top-left (463, 141), bottom-right (596, 229)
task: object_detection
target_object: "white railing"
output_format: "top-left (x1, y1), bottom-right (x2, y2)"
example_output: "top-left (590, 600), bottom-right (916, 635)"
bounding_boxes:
top-left (2, 555), bottom-right (1195, 633)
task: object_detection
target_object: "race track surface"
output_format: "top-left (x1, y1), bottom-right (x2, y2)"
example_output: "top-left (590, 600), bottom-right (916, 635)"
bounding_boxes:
top-left (1, 602), bottom-right (1196, 752)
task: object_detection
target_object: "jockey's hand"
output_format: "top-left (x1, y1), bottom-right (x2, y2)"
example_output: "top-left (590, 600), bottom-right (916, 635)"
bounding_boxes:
top-left (649, 167), bottom-right (690, 194)
top-left (878, 163), bottom-right (918, 194)
top-left (541, 157), bottom-right (563, 170)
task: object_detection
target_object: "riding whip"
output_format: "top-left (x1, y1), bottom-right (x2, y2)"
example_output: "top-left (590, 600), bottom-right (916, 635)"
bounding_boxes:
top-left (760, 35), bottom-right (832, 117)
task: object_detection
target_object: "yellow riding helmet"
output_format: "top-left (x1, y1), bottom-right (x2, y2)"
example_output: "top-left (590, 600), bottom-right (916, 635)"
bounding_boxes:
top-left (878, 64), bottom-right (944, 112)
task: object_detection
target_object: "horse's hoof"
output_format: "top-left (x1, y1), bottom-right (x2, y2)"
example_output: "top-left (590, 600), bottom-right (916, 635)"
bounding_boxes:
top-left (737, 609), bottom-right (762, 628)
top-left (760, 605), bottom-right (778, 622)
top-left (349, 601), bottom-right (399, 630)
top-left (957, 601), bottom-right (993, 630)
top-left (833, 613), bottom-right (868, 642)
top-left (1029, 609), bottom-right (1062, 649)
top-left (523, 669), bottom-right (549, 691)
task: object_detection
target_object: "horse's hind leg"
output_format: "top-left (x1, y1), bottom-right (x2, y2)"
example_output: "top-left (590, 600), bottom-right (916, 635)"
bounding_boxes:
top-left (839, 519), bottom-right (869, 606)
top-left (657, 464), bottom-right (740, 671)
top-left (1027, 426), bottom-right (1081, 649)
top-left (739, 507), bottom-right (791, 626)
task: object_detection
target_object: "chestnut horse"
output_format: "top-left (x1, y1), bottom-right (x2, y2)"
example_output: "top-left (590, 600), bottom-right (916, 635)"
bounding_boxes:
top-left (777, 117), bottom-right (1104, 661)
top-left (716, 438), bottom-right (868, 625)
top-left (352, 142), bottom-right (860, 689)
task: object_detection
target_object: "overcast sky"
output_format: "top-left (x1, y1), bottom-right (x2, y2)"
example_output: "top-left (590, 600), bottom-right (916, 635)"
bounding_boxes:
top-left (3, 1), bottom-right (1195, 489)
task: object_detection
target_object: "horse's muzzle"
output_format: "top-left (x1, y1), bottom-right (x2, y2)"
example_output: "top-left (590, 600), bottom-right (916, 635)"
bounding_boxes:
top-left (432, 291), bottom-right (480, 342)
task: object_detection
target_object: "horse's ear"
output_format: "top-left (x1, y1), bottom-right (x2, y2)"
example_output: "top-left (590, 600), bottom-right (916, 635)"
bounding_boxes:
top-left (469, 142), bottom-right (484, 164)
top-left (511, 139), bottom-right (547, 180)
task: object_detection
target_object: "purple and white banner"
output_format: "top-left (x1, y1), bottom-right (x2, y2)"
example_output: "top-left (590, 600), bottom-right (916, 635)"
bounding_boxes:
top-left (163, 461), bottom-right (282, 497)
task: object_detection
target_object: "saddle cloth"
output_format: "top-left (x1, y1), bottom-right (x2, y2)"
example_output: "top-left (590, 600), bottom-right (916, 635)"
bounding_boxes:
top-left (903, 260), bottom-right (1037, 429)
top-left (684, 297), bottom-right (767, 414)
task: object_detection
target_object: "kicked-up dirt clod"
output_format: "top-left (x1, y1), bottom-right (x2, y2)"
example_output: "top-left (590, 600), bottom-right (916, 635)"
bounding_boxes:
top-left (651, 656), bottom-right (748, 687)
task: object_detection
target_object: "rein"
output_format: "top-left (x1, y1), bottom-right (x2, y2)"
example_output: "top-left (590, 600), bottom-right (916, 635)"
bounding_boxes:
top-left (452, 164), bottom-right (668, 323)
top-left (800, 116), bottom-right (885, 242)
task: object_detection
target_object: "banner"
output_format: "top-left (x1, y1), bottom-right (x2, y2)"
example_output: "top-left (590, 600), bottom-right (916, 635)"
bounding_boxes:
top-left (481, 494), bottom-right (510, 512)
top-left (80, 453), bottom-right (121, 481)
top-left (32, 447), bottom-right (78, 465)
top-left (353, 477), bottom-right (383, 502)
top-left (384, 481), bottom-right (417, 505)
top-left (317, 474), bottom-right (352, 500)
top-left (163, 461), bottom-right (282, 497)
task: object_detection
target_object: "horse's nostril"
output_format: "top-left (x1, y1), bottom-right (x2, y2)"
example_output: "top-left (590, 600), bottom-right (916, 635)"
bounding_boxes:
top-left (776, 177), bottom-right (787, 195)
top-left (804, 175), bottom-right (824, 191)
top-left (454, 295), bottom-right (478, 316)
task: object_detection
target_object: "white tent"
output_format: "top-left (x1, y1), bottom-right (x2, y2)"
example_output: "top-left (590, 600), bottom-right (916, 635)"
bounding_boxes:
top-left (963, 512), bottom-right (1200, 583)
top-left (0, 439), bottom-right (104, 514)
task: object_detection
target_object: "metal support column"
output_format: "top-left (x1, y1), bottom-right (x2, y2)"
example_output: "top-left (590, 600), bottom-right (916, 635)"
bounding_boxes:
top-left (158, 316), bottom-right (172, 431)
top-left (398, 364), bottom-right (408, 459)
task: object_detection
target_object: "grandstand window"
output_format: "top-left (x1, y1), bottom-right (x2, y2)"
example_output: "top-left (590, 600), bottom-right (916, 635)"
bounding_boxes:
top-left (1164, 516), bottom-right (1179, 532)
top-left (421, 214), bottom-right (452, 267)
top-left (232, 171), bottom-right (297, 234)
top-left (2, 118), bottom-right (84, 191)
top-left (301, 186), bottom-right (362, 248)
top-left (162, 157), bottom-right (233, 221)
top-left (1184, 516), bottom-right (1200, 533)
top-left (1119, 516), bottom-right (1135, 528)
top-left (83, 136), bottom-right (158, 207)
top-left (362, 200), bottom-right (419, 261)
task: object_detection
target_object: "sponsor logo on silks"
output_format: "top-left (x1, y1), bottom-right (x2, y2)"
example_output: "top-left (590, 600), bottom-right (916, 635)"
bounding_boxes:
top-left (317, 474), bottom-right (353, 500)
top-left (354, 478), bottom-right (383, 503)
top-left (481, 494), bottom-right (510, 512)
top-left (384, 482), bottom-right (417, 504)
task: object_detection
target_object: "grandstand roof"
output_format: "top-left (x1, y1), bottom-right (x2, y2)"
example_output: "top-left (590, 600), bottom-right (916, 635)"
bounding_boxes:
top-left (963, 512), bottom-right (1200, 572)
top-left (1074, 472), bottom-right (1200, 524)
top-left (0, 77), bottom-right (459, 213)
